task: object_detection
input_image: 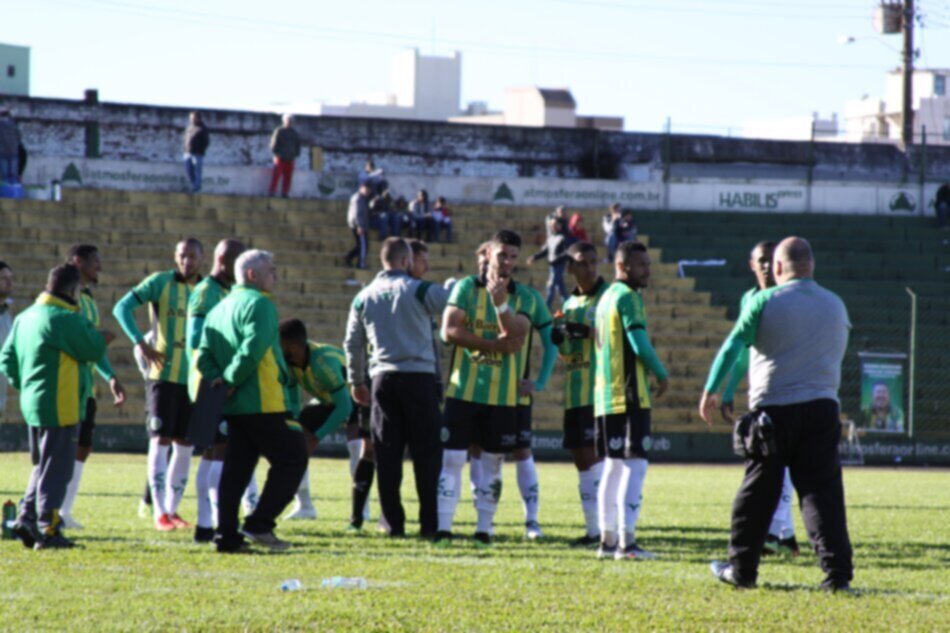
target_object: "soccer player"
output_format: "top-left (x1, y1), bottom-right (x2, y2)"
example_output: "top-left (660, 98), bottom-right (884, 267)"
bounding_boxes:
top-left (719, 241), bottom-right (800, 557)
top-left (187, 238), bottom-right (250, 543)
top-left (59, 245), bottom-right (127, 529)
top-left (197, 249), bottom-right (308, 552)
top-left (557, 241), bottom-right (608, 546)
top-left (511, 264), bottom-right (557, 540)
top-left (1, 264), bottom-right (107, 549)
top-left (436, 229), bottom-right (531, 546)
top-left (114, 238), bottom-right (204, 531)
top-left (594, 241), bottom-right (668, 560)
top-left (279, 318), bottom-right (367, 526)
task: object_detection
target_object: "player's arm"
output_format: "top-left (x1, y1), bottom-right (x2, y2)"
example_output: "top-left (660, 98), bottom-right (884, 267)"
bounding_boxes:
top-left (114, 274), bottom-right (164, 368)
top-left (113, 289), bottom-right (146, 345)
top-left (418, 281), bottom-right (450, 317)
top-left (311, 356), bottom-right (354, 442)
top-left (441, 306), bottom-right (522, 355)
top-left (532, 323), bottom-right (558, 392)
top-left (719, 346), bottom-right (750, 421)
top-left (343, 295), bottom-right (370, 406)
top-left (0, 323), bottom-right (21, 390)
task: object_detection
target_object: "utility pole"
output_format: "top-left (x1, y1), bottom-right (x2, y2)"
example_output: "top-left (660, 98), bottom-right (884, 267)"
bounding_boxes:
top-left (902, 0), bottom-right (915, 147)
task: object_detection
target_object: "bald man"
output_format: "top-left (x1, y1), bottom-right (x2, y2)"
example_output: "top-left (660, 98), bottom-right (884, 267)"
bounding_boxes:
top-left (700, 237), bottom-right (854, 593)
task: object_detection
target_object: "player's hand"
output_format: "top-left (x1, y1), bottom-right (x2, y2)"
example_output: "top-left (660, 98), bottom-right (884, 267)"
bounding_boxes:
top-left (720, 400), bottom-right (735, 423)
top-left (109, 377), bottom-right (126, 407)
top-left (486, 277), bottom-right (508, 308)
top-left (100, 329), bottom-right (117, 345)
top-left (518, 379), bottom-right (535, 397)
top-left (137, 341), bottom-right (165, 370)
top-left (699, 391), bottom-right (719, 427)
top-left (494, 333), bottom-right (524, 354)
top-left (654, 378), bottom-right (669, 399)
top-left (351, 384), bottom-right (371, 407)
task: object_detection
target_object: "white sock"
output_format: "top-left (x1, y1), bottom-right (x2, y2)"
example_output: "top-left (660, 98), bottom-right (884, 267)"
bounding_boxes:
top-left (147, 438), bottom-right (169, 519)
top-left (474, 452), bottom-right (504, 535)
top-left (165, 443), bottom-right (192, 516)
top-left (469, 454), bottom-right (482, 503)
top-left (619, 458), bottom-right (648, 547)
top-left (195, 457), bottom-right (214, 529)
top-left (769, 468), bottom-right (796, 539)
top-left (208, 460), bottom-right (223, 526)
top-left (579, 461), bottom-right (603, 537)
top-left (61, 460), bottom-right (84, 517)
top-left (516, 456), bottom-right (540, 524)
top-left (242, 473), bottom-right (259, 511)
top-left (295, 467), bottom-right (314, 509)
top-left (597, 457), bottom-right (623, 536)
top-left (347, 439), bottom-right (370, 520)
top-left (437, 449), bottom-right (467, 532)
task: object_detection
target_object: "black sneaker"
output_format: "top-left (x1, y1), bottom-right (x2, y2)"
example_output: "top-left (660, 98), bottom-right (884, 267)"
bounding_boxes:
top-left (764, 534), bottom-right (800, 556)
top-left (615, 542), bottom-right (658, 561)
top-left (778, 536), bottom-right (800, 556)
top-left (215, 534), bottom-right (250, 554)
top-left (596, 540), bottom-right (618, 560)
top-left (710, 561), bottom-right (755, 589)
top-left (473, 532), bottom-right (492, 548)
top-left (433, 531), bottom-right (454, 547)
top-left (194, 526), bottom-right (215, 543)
top-left (12, 521), bottom-right (40, 549)
top-left (570, 533), bottom-right (600, 548)
top-left (34, 533), bottom-right (76, 550)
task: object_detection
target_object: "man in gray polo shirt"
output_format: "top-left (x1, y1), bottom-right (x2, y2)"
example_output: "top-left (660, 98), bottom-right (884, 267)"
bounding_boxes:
top-left (699, 237), bottom-right (853, 592)
top-left (344, 237), bottom-right (449, 538)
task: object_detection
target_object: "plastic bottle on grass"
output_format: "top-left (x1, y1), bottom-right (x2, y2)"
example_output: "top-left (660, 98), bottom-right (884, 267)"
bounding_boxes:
top-left (321, 576), bottom-right (368, 589)
top-left (280, 579), bottom-right (302, 592)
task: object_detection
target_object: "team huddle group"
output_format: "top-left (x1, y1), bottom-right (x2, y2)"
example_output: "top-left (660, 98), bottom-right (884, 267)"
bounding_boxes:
top-left (2, 227), bottom-right (802, 564)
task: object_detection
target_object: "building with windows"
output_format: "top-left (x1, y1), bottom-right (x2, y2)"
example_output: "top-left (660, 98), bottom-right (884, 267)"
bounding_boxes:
top-left (844, 68), bottom-right (950, 145)
top-left (0, 43), bottom-right (30, 97)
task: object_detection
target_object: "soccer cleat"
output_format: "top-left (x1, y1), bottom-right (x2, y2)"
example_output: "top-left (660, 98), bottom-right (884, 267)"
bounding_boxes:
top-left (60, 515), bottom-right (84, 530)
top-left (155, 514), bottom-right (176, 532)
top-left (615, 542), bottom-right (657, 561)
top-left (12, 521), bottom-right (41, 549)
top-left (193, 526), bottom-right (215, 543)
top-left (524, 521), bottom-right (544, 540)
top-left (596, 541), bottom-right (618, 560)
top-left (170, 514), bottom-right (192, 529)
top-left (710, 561), bottom-right (755, 589)
top-left (241, 529), bottom-right (291, 552)
top-left (763, 534), bottom-right (801, 557)
top-left (137, 500), bottom-right (151, 519)
top-left (433, 531), bottom-right (454, 547)
top-left (346, 523), bottom-right (363, 533)
top-left (472, 532), bottom-right (492, 548)
top-left (284, 504), bottom-right (317, 521)
top-left (570, 534), bottom-right (601, 548)
top-left (34, 533), bottom-right (76, 550)
top-left (821, 581), bottom-right (854, 595)
top-left (215, 538), bottom-right (251, 554)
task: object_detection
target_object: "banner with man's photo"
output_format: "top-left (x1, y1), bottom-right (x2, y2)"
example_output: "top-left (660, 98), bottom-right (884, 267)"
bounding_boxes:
top-left (857, 352), bottom-right (907, 434)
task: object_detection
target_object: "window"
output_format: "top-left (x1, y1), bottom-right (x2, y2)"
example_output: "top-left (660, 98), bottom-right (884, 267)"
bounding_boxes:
top-left (6, 65), bottom-right (13, 78)
top-left (935, 75), bottom-right (946, 97)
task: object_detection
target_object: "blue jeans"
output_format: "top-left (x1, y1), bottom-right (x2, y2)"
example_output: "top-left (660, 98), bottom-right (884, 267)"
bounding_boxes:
top-left (183, 154), bottom-right (203, 192)
top-left (0, 155), bottom-right (17, 183)
top-left (545, 262), bottom-right (568, 308)
top-left (937, 202), bottom-right (948, 228)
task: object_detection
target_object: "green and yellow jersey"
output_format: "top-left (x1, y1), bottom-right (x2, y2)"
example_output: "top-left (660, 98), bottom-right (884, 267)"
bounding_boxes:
top-left (514, 284), bottom-right (553, 406)
top-left (560, 277), bottom-right (607, 410)
top-left (114, 270), bottom-right (198, 385)
top-left (445, 275), bottom-right (540, 407)
top-left (291, 342), bottom-right (347, 404)
top-left (78, 287), bottom-right (115, 402)
top-left (594, 281), bottom-right (652, 416)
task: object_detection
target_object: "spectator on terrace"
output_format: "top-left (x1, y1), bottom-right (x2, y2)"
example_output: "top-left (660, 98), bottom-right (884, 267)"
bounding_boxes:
top-left (392, 195), bottom-right (411, 237)
top-left (409, 189), bottom-right (433, 241)
top-left (530, 215), bottom-right (573, 309)
top-left (568, 213), bottom-right (589, 242)
top-left (183, 111), bottom-right (210, 194)
top-left (936, 182), bottom-right (950, 230)
top-left (268, 114), bottom-right (301, 198)
top-left (359, 160), bottom-right (386, 193)
top-left (371, 189), bottom-right (394, 240)
top-left (0, 109), bottom-right (21, 184)
top-left (345, 183), bottom-right (372, 270)
top-left (602, 203), bottom-right (622, 261)
top-left (432, 196), bottom-right (453, 243)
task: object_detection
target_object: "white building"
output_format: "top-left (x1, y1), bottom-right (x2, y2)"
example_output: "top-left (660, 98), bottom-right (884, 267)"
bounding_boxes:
top-left (0, 43), bottom-right (30, 97)
top-left (844, 68), bottom-right (950, 145)
top-left (451, 87), bottom-right (623, 130)
top-left (742, 113), bottom-right (839, 142)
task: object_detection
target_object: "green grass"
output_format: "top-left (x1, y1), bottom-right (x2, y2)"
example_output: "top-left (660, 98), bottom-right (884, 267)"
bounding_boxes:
top-left (0, 453), bottom-right (947, 631)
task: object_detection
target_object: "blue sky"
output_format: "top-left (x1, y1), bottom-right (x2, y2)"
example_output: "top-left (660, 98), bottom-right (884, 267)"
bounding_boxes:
top-left (5, 0), bottom-right (950, 134)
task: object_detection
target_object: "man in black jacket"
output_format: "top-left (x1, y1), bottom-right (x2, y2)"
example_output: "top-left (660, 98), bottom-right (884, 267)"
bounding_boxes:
top-left (183, 112), bottom-right (210, 193)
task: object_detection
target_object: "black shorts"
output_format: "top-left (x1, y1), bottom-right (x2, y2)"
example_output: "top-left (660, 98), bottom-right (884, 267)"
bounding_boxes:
top-left (78, 398), bottom-right (97, 448)
top-left (563, 406), bottom-right (596, 450)
top-left (442, 398), bottom-right (518, 454)
top-left (213, 420), bottom-right (229, 446)
top-left (595, 409), bottom-right (652, 459)
top-left (515, 404), bottom-right (532, 450)
top-left (145, 381), bottom-right (192, 440)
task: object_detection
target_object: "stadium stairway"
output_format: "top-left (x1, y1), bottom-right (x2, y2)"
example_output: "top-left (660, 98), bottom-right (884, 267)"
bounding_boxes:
top-left (1, 190), bottom-right (768, 440)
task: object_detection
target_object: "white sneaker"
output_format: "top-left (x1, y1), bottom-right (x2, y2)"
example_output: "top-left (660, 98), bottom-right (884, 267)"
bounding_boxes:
top-left (60, 514), bottom-right (84, 530)
top-left (284, 503), bottom-right (317, 521)
top-left (137, 500), bottom-right (151, 519)
top-left (525, 521), bottom-right (544, 540)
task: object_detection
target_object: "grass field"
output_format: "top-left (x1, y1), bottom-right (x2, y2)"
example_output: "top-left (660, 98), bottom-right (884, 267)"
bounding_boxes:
top-left (0, 453), bottom-right (947, 631)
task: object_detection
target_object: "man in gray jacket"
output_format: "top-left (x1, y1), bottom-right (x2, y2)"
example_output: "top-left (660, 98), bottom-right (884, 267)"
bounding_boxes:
top-left (344, 237), bottom-right (449, 538)
top-left (345, 182), bottom-right (372, 270)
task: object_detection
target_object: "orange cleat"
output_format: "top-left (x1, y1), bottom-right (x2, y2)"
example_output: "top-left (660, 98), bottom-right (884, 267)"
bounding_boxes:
top-left (169, 514), bottom-right (192, 529)
top-left (155, 514), bottom-right (176, 532)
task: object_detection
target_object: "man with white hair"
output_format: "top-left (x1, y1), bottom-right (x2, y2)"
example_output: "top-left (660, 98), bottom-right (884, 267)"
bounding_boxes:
top-left (268, 114), bottom-right (301, 198)
top-left (196, 249), bottom-right (307, 552)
